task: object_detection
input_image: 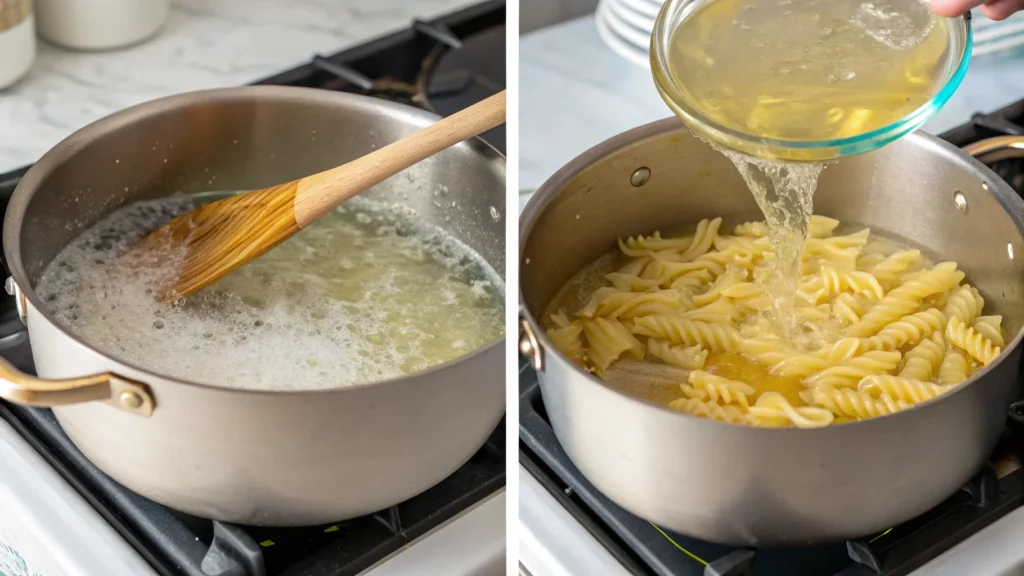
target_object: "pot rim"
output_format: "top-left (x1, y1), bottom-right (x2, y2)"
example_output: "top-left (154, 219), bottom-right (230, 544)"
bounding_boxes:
top-left (519, 116), bottom-right (1024, 431)
top-left (5, 85), bottom-right (507, 396)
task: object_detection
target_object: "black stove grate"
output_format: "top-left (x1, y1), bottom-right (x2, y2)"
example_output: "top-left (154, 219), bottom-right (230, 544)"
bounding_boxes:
top-left (939, 99), bottom-right (1024, 195)
top-left (520, 359), bottom-right (1024, 576)
top-left (0, 2), bottom-right (505, 575)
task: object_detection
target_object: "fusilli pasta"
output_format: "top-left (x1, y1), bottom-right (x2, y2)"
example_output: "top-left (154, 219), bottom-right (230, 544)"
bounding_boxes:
top-left (544, 215), bottom-right (1008, 430)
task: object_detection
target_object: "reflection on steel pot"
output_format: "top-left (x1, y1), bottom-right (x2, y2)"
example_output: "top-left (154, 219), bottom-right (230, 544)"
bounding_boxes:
top-left (1, 86), bottom-right (506, 526)
top-left (519, 118), bottom-right (1024, 547)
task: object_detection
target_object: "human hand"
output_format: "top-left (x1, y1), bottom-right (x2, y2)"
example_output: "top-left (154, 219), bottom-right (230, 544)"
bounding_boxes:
top-left (930, 0), bottom-right (1024, 21)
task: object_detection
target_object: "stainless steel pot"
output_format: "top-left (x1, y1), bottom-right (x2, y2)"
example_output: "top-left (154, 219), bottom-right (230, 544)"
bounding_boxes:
top-left (519, 119), bottom-right (1024, 547)
top-left (1, 86), bottom-right (506, 526)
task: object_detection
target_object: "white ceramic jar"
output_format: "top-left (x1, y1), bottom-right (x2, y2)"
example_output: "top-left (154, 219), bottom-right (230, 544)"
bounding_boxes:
top-left (0, 0), bottom-right (35, 89)
top-left (34, 0), bottom-right (169, 50)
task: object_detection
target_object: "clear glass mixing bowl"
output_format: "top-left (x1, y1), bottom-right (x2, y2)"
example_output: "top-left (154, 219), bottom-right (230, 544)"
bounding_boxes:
top-left (650, 0), bottom-right (972, 162)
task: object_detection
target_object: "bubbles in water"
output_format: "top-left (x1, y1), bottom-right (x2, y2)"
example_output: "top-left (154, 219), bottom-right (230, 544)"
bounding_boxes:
top-left (35, 195), bottom-right (505, 391)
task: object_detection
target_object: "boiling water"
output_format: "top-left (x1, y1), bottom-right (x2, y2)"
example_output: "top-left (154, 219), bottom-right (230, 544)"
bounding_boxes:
top-left (36, 195), bottom-right (504, 390)
top-left (667, 0), bottom-right (952, 141)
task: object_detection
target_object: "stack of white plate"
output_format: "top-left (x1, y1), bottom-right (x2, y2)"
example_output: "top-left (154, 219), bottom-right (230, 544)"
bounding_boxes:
top-left (973, 12), bottom-right (1024, 58)
top-left (595, 4), bottom-right (1024, 68)
top-left (595, 0), bottom-right (663, 68)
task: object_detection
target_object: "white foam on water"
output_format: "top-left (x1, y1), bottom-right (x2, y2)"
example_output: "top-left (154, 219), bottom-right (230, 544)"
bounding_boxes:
top-left (36, 195), bottom-right (505, 391)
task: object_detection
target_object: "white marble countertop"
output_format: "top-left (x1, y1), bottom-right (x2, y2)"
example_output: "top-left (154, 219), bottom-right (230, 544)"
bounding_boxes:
top-left (0, 0), bottom-right (476, 174)
top-left (520, 15), bottom-right (1024, 195)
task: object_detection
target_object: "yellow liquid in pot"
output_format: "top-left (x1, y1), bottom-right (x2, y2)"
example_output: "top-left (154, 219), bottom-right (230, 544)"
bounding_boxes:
top-left (36, 195), bottom-right (504, 390)
top-left (666, 0), bottom-right (953, 142)
top-left (542, 221), bottom-right (1004, 428)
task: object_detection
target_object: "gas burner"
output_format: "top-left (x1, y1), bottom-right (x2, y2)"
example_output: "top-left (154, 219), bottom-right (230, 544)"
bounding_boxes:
top-left (424, 25), bottom-right (506, 152)
top-left (256, 1), bottom-right (505, 154)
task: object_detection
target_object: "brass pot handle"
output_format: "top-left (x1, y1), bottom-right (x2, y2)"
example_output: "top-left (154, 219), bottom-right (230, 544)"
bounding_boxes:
top-left (0, 355), bottom-right (155, 416)
top-left (519, 312), bottom-right (544, 371)
top-left (963, 135), bottom-right (1024, 163)
top-left (0, 278), bottom-right (154, 417)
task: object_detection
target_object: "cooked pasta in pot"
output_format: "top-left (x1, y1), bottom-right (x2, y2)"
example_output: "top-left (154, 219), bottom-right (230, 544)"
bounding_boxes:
top-left (542, 216), bottom-right (1006, 429)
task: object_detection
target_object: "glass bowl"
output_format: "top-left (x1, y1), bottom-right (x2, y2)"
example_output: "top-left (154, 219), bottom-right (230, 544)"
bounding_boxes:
top-left (650, 0), bottom-right (972, 162)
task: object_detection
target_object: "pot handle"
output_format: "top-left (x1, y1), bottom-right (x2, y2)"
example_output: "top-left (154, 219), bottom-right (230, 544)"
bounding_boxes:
top-left (519, 311), bottom-right (544, 371)
top-left (0, 355), bottom-right (155, 416)
top-left (962, 136), bottom-right (1024, 162)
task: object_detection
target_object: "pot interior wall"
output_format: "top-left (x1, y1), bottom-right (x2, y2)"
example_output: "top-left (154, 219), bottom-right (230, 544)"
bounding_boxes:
top-left (11, 87), bottom-right (506, 288)
top-left (521, 126), bottom-right (1024, 339)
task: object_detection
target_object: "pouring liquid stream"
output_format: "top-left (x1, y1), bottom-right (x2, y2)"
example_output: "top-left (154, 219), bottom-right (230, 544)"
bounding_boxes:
top-left (664, 0), bottom-right (953, 346)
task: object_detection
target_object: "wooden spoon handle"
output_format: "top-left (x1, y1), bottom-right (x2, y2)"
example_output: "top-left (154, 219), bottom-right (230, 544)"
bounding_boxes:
top-left (292, 90), bottom-right (506, 228)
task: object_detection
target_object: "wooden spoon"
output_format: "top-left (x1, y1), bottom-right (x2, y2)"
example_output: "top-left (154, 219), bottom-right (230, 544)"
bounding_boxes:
top-left (134, 90), bottom-right (506, 301)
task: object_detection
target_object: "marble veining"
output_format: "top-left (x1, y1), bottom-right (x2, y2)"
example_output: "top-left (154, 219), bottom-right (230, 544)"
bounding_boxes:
top-left (0, 0), bottom-right (476, 173)
top-left (521, 15), bottom-right (1024, 192)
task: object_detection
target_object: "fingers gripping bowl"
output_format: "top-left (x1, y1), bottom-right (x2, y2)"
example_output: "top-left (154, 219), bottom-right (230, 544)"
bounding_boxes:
top-left (519, 119), bottom-right (1024, 546)
top-left (1, 87), bottom-right (506, 525)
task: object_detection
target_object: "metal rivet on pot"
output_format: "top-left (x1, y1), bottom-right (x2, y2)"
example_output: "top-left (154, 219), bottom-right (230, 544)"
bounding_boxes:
top-left (4, 277), bottom-right (14, 296)
top-left (630, 167), bottom-right (651, 187)
top-left (120, 391), bottom-right (143, 409)
top-left (1009, 242), bottom-right (1015, 262)
top-left (953, 190), bottom-right (968, 213)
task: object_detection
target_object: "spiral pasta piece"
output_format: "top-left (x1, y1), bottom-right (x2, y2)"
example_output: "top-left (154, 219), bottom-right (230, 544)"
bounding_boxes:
top-left (848, 263), bottom-right (964, 337)
top-left (943, 285), bottom-right (984, 324)
top-left (946, 316), bottom-right (1000, 366)
top-left (860, 308), bottom-right (946, 351)
top-left (547, 322), bottom-right (586, 366)
top-left (643, 259), bottom-right (727, 288)
top-left (803, 229), bottom-right (870, 269)
top-left (937, 348), bottom-right (969, 385)
top-left (604, 272), bottom-right (660, 292)
top-left (648, 339), bottom-right (708, 370)
top-left (681, 299), bottom-right (743, 324)
top-left (678, 218), bottom-right (723, 262)
top-left (694, 269), bottom-right (748, 306)
top-left (587, 290), bottom-right (693, 320)
top-left (741, 339), bottom-right (799, 366)
top-left (747, 392), bottom-right (834, 428)
top-left (682, 371), bottom-right (755, 408)
top-left (798, 263), bottom-right (884, 305)
top-left (770, 338), bottom-right (861, 378)
top-left (897, 334), bottom-right (944, 381)
top-left (802, 351), bottom-right (902, 388)
top-left (734, 221), bottom-right (768, 237)
top-left (619, 231), bottom-right (692, 256)
top-left (809, 215), bottom-right (841, 238)
top-left (668, 396), bottom-right (752, 424)
top-left (832, 293), bottom-right (869, 326)
top-left (868, 249), bottom-right (923, 289)
top-left (858, 375), bottom-right (952, 405)
top-left (714, 235), bottom-right (772, 256)
top-left (805, 386), bottom-right (909, 419)
top-left (632, 316), bottom-right (740, 352)
top-left (973, 315), bottom-right (1005, 349)
top-left (581, 318), bottom-right (645, 373)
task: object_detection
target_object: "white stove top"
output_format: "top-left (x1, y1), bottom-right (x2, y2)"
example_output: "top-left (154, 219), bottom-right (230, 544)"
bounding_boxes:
top-left (0, 417), bottom-right (504, 576)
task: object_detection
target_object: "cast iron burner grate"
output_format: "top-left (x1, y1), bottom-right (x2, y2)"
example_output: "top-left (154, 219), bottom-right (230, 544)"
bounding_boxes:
top-left (939, 100), bottom-right (1024, 195)
top-left (0, 2), bottom-right (505, 575)
top-left (519, 359), bottom-right (1024, 576)
top-left (255, 0), bottom-right (505, 154)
